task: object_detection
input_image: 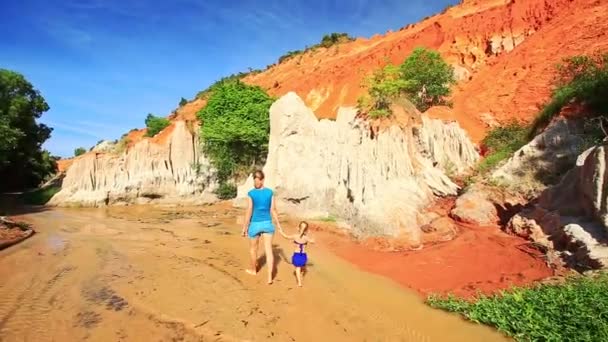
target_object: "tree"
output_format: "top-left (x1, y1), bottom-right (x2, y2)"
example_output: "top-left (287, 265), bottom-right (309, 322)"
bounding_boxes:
top-left (357, 64), bottom-right (412, 118)
top-left (399, 47), bottom-right (456, 111)
top-left (144, 113), bottom-right (170, 137)
top-left (319, 33), bottom-right (353, 48)
top-left (74, 147), bottom-right (86, 156)
top-left (179, 97), bottom-right (188, 107)
top-left (0, 69), bottom-right (57, 190)
top-left (197, 80), bottom-right (273, 185)
top-left (357, 47), bottom-right (455, 116)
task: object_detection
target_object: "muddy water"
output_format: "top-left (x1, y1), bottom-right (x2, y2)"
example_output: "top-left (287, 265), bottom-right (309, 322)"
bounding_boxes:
top-left (0, 205), bottom-right (508, 341)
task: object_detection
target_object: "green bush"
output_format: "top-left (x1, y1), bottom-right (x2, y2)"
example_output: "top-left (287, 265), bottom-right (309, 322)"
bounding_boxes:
top-left (475, 122), bottom-right (528, 173)
top-left (197, 80), bottom-right (273, 183)
top-left (275, 33), bottom-right (354, 65)
top-left (357, 47), bottom-right (454, 116)
top-left (215, 182), bottom-right (237, 200)
top-left (278, 50), bottom-right (303, 64)
top-left (196, 71), bottom-right (255, 99)
top-left (144, 114), bottom-right (170, 137)
top-left (529, 52), bottom-right (608, 138)
top-left (74, 147), bottom-right (86, 157)
top-left (179, 97), bottom-right (188, 107)
top-left (399, 47), bottom-right (456, 112)
top-left (357, 64), bottom-right (412, 118)
top-left (319, 33), bottom-right (354, 48)
top-left (427, 273), bottom-right (608, 341)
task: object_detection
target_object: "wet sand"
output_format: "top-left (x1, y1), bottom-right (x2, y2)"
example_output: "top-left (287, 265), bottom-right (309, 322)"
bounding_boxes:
top-left (0, 205), bottom-right (508, 341)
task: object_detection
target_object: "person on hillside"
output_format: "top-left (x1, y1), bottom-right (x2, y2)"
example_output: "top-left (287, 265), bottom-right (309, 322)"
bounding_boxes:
top-left (279, 221), bottom-right (315, 287)
top-left (241, 170), bottom-right (282, 284)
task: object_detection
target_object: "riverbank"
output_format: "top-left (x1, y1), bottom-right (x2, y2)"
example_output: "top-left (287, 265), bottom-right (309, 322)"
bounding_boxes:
top-left (0, 204), bottom-right (512, 341)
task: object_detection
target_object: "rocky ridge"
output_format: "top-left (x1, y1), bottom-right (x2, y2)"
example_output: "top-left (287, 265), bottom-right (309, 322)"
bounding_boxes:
top-left (235, 92), bottom-right (478, 245)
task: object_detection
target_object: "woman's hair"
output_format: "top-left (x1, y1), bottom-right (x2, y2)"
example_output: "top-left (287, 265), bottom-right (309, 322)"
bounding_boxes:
top-left (253, 170), bottom-right (265, 180)
top-left (298, 221), bottom-right (309, 237)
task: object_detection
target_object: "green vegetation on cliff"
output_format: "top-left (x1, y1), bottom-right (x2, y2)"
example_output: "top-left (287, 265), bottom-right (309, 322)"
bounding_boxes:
top-left (357, 47), bottom-right (455, 117)
top-left (0, 69), bottom-right (57, 191)
top-left (427, 273), bottom-right (608, 342)
top-left (74, 147), bottom-right (86, 157)
top-left (530, 52), bottom-right (608, 138)
top-left (144, 113), bottom-right (171, 137)
top-left (277, 32), bottom-right (354, 64)
top-left (477, 52), bottom-right (608, 175)
top-left (197, 80), bottom-right (273, 197)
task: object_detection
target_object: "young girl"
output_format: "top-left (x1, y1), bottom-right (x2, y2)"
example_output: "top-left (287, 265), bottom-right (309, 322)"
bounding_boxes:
top-left (279, 221), bottom-right (314, 287)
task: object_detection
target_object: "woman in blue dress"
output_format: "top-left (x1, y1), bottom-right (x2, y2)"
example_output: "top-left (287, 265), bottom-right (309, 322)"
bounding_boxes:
top-left (241, 170), bottom-right (282, 284)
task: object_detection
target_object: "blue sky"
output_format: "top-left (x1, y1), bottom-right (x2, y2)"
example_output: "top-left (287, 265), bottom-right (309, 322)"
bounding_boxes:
top-left (0, 0), bottom-right (457, 157)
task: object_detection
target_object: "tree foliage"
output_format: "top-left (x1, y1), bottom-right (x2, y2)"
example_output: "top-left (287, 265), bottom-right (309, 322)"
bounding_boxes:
top-left (0, 69), bottom-right (57, 190)
top-left (179, 97), bottom-right (188, 107)
top-left (144, 113), bottom-right (170, 137)
top-left (399, 47), bottom-right (456, 111)
top-left (357, 47), bottom-right (455, 117)
top-left (196, 80), bottom-right (273, 185)
top-left (357, 64), bottom-right (412, 118)
top-left (319, 33), bottom-right (354, 48)
top-left (74, 147), bottom-right (86, 157)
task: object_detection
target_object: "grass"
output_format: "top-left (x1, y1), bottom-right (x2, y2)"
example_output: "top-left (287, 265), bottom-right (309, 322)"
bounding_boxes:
top-left (21, 186), bottom-right (60, 205)
top-left (427, 273), bottom-right (608, 341)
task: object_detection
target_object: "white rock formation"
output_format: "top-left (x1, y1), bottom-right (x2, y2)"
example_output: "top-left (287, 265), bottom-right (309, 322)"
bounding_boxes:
top-left (50, 121), bottom-right (217, 206)
top-left (91, 140), bottom-right (116, 153)
top-left (235, 92), bottom-right (479, 241)
top-left (492, 118), bottom-right (585, 196)
top-left (508, 143), bottom-right (608, 270)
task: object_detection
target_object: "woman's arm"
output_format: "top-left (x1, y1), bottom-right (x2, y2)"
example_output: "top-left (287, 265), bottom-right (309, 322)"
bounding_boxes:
top-left (241, 197), bottom-right (252, 237)
top-left (270, 196), bottom-right (283, 232)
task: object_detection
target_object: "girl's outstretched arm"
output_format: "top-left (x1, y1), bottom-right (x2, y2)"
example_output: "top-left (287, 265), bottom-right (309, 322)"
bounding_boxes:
top-left (278, 230), bottom-right (292, 239)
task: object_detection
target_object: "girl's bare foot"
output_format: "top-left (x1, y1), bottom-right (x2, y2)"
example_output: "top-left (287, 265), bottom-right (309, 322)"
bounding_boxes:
top-left (245, 269), bottom-right (257, 275)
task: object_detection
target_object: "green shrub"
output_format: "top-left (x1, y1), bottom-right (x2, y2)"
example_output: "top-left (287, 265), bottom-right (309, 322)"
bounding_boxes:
top-left (197, 80), bottom-right (273, 183)
top-left (179, 97), bottom-right (188, 107)
top-left (275, 33), bottom-right (354, 65)
top-left (529, 52), bottom-right (608, 138)
top-left (196, 71), bottom-right (256, 99)
top-left (357, 64), bottom-right (411, 117)
top-left (399, 47), bottom-right (456, 112)
top-left (278, 50), bottom-right (303, 64)
top-left (144, 114), bottom-right (170, 137)
top-left (357, 47), bottom-right (454, 116)
top-left (215, 182), bottom-right (237, 200)
top-left (319, 33), bottom-right (354, 48)
top-left (427, 273), bottom-right (608, 341)
top-left (74, 147), bottom-right (86, 157)
top-left (476, 122), bottom-right (528, 173)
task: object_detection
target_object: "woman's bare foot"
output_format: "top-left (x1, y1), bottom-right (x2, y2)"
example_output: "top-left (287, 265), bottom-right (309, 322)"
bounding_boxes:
top-left (267, 279), bottom-right (273, 285)
top-left (298, 283), bottom-right (302, 287)
top-left (245, 269), bottom-right (257, 275)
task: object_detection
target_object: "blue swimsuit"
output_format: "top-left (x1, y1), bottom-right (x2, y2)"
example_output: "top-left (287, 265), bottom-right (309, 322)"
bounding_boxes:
top-left (292, 241), bottom-right (308, 267)
top-left (247, 187), bottom-right (275, 238)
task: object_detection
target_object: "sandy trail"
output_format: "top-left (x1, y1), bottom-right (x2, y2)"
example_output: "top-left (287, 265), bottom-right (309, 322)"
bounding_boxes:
top-left (0, 205), bottom-right (507, 341)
